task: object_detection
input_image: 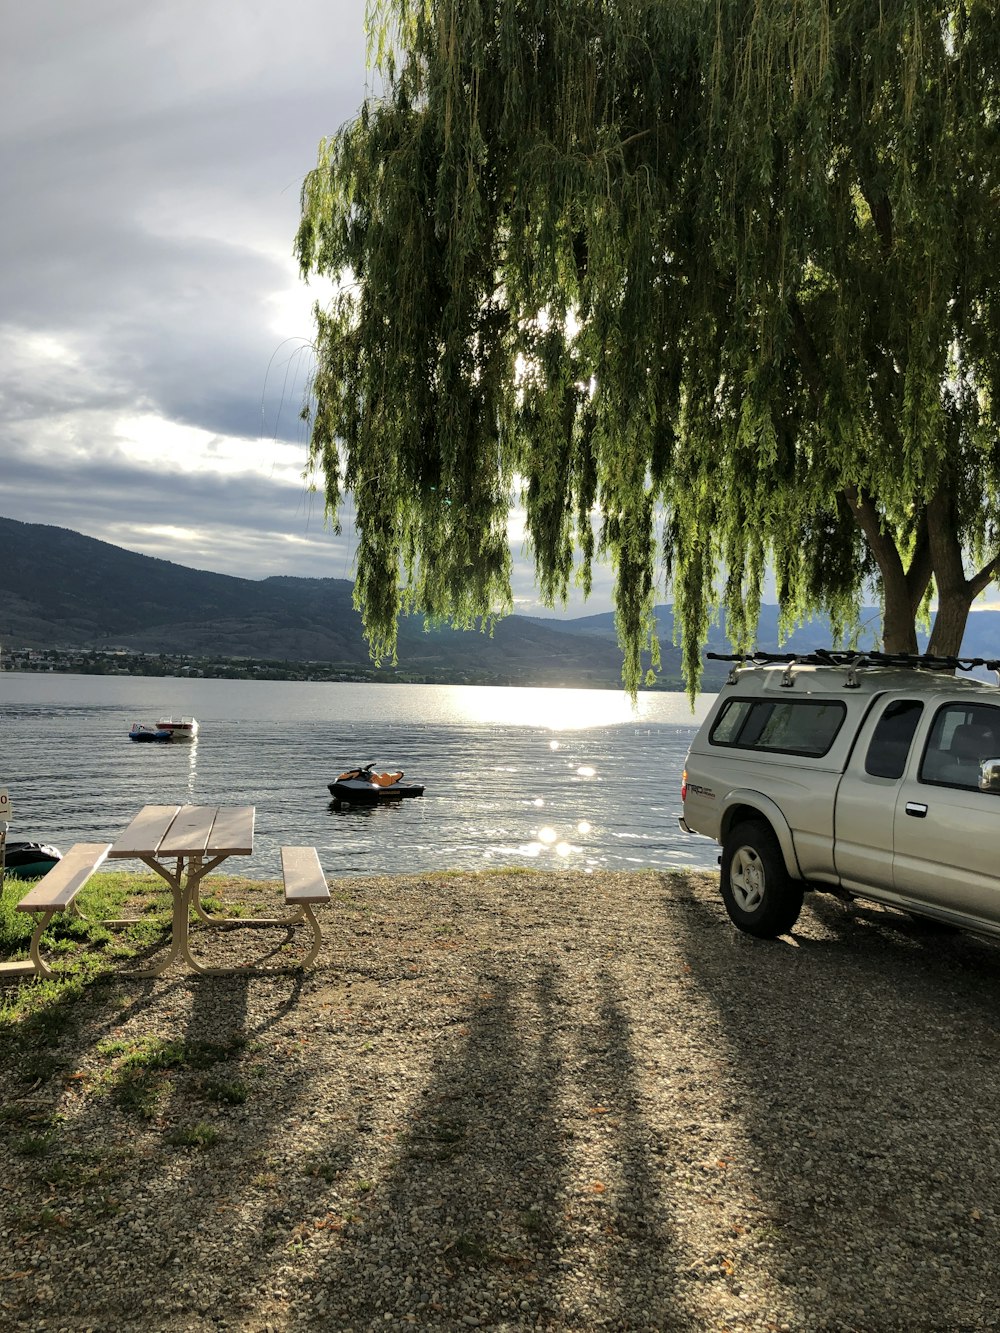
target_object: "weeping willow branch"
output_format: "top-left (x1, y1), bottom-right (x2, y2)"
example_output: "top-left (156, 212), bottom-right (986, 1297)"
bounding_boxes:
top-left (298, 0), bottom-right (1000, 696)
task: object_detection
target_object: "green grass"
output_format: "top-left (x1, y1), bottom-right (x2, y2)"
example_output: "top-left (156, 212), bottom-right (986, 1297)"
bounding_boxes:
top-left (97, 1034), bottom-right (244, 1070)
top-left (0, 870), bottom-right (287, 1015)
top-left (164, 1121), bottom-right (220, 1149)
top-left (200, 1076), bottom-right (250, 1105)
top-left (93, 1033), bottom-right (246, 1121)
top-left (14, 1130), bottom-right (56, 1158)
top-left (0, 873), bottom-right (285, 1104)
top-left (0, 871), bottom-right (168, 970)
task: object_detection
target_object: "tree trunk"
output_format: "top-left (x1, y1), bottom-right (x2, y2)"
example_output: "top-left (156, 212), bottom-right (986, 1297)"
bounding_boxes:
top-left (881, 570), bottom-right (920, 654)
top-left (926, 588), bottom-right (973, 657)
top-left (925, 490), bottom-right (972, 657)
top-left (843, 485), bottom-right (922, 653)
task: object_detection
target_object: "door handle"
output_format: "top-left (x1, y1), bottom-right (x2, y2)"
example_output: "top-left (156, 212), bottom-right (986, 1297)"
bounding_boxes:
top-left (905, 801), bottom-right (928, 818)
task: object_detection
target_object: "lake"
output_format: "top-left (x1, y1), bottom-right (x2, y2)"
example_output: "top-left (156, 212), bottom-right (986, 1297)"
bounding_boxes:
top-left (0, 675), bottom-right (719, 880)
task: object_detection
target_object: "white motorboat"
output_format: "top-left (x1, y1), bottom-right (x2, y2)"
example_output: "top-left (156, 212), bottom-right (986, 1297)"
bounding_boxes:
top-left (155, 716), bottom-right (199, 741)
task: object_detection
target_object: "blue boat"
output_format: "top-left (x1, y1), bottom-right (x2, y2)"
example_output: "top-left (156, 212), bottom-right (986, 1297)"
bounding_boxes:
top-left (129, 722), bottom-right (172, 743)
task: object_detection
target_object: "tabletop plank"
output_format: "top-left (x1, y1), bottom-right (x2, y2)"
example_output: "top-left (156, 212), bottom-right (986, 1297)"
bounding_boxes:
top-left (109, 805), bottom-right (180, 858)
top-left (158, 805), bottom-right (217, 856)
top-left (108, 804), bottom-right (255, 861)
top-left (209, 806), bottom-right (255, 856)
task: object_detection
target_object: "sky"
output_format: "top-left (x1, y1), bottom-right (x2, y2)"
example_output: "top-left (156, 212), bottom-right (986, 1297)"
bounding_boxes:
top-left (1, 0), bottom-right (609, 616)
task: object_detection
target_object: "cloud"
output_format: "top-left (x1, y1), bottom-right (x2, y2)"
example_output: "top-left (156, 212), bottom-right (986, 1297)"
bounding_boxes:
top-left (0, 0), bottom-right (619, 617)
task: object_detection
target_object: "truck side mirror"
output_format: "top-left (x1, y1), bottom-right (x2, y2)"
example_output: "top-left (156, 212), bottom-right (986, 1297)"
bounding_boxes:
top-left (979, 758), bottom-right (1000, 792)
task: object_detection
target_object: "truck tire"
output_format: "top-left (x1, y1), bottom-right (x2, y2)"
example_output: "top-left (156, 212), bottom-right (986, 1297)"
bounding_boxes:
top-left (721, 820), bottom-right (804, 938)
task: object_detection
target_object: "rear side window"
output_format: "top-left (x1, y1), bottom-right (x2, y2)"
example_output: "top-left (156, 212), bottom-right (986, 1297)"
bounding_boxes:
top-left (864, 699), bottom-right (923, 779)
top-left (710, 698), bottom-right (846, 757)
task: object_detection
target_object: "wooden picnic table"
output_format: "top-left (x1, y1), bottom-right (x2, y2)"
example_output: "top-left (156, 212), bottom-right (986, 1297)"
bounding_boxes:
top-left (0, 806), bottom-right (329, 980)
top-left (108, 804), bottom-right (256, 976)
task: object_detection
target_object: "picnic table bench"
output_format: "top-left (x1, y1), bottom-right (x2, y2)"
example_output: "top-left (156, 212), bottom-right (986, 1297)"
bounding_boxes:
top-left (0, 842), bottom-right (111, 979)
top-left (280, 845), bottom-right (331, 969)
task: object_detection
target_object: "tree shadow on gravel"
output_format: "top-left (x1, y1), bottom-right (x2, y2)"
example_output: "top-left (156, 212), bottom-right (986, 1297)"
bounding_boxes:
top-left (262, 961), bottom-right (688, 1331)
top-left (0, 958), bottom-right (321, 1331)
top-left (670, 874), bottom-right (1000, 1332)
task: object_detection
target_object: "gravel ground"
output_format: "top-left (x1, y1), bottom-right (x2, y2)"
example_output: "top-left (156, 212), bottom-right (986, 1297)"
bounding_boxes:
top-left (2, 867), bottom-right (1000, 1332)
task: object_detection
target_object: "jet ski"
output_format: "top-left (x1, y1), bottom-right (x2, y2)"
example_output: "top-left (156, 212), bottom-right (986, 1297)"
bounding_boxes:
top-left (328, 764), bottom-right (425, 806)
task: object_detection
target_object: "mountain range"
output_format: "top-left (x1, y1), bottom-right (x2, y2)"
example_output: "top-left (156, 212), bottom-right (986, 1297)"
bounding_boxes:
top-left (3, 514), bottom-right (1000, 687)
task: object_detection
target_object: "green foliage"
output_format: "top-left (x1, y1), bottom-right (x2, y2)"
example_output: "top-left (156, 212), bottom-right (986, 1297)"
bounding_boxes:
top-left (164, 1122), bottom-right (220, 1150)
top-left (299, 0), bottom-right (1000, 692)
top-left (200, 1076), bottom-right (250, 1105)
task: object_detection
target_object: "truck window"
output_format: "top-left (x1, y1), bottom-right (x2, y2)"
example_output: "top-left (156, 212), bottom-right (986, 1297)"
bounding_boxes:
top-left (864, 699), bottom-right (923, 779)
top-left (920, 702), bottom-right (1000, 790)
top-left (709, 698), bottom-right (846, 757)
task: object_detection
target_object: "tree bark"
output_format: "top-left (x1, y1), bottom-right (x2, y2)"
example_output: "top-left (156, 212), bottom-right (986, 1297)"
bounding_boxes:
top-left (925, 490), bottom-right (971, 657)
top-left (926, 588), bottom-right (973, 657)
top-left (842, 486), bottom-right (919, 653)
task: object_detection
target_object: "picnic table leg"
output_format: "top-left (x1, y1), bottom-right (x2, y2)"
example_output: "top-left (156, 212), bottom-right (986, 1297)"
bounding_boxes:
top-left (27, 910), bottom-right (58, 979)
top-left (181, 864), bottom-right (321, 975)
top-left (190, 854), bottom-right (227, 926)
top-left (133, 857), bottom-right (187, 979)
top-left (297, 903), bottom-right (323, 969)
top-left (177, 861), bottom-right (259, 974)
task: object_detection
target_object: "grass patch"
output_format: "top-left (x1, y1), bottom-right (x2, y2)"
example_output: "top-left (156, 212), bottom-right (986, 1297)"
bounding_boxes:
top-left (14, 1130), bottom-right (56, 1158)
top-left (0, 870), bottom-right (290, 985)
top-left (95, 1033), bottom-right (245, 1120)
top-left (200, 1076), bottom-right (250, 1105)
top-left (164, 1121), bottom-right (220, 1149)
top-left (97, 1034), bottom-right (243, 1071)
top-left (0, 871), bottom-right (169, 989)
top-left (0, 872), bottom-right (282, 1090)
top-left (451, 1232), bottom-right (494, 1264)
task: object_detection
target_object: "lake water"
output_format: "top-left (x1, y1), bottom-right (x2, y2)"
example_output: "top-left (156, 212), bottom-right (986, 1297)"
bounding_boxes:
top-left (0, 675), bottom-right (719, 880)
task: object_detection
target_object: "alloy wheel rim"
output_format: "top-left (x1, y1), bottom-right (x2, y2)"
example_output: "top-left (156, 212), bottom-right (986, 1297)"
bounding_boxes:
top-left (731, 847), bottom-right (765, 911)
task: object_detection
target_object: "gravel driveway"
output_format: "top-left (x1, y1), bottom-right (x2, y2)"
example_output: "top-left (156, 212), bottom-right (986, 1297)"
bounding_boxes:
top-left (1, 868), bottom-right (999, 1331)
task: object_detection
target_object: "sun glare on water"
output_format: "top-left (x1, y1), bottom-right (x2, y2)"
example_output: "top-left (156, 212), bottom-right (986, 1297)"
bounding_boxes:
top-left (436, 685), bottom-right (646, 730)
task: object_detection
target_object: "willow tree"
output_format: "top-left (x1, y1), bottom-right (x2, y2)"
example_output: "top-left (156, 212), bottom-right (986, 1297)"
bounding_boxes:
top-left (296, 0), bottom-right (1000, 692)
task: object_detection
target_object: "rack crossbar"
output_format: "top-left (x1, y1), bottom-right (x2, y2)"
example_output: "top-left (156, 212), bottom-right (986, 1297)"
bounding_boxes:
top-left (707, 650), bottom-right (1000, 674)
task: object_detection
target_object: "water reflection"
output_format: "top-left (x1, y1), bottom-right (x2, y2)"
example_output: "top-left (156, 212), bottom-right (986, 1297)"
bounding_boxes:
top-left (438, 685), bottom-right (649, 731)
top-left (0, 677), bottom-right (720, 879)
top-left (326, 799), bottom-right (405, 820)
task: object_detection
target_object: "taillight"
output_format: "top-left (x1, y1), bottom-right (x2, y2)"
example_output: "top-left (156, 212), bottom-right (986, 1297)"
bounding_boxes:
top-left (681, 768), bottom-right (688, 802)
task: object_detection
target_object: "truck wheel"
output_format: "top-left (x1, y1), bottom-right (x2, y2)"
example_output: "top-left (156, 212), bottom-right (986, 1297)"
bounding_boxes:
top-left (721, 820), bottom-right (804, 938)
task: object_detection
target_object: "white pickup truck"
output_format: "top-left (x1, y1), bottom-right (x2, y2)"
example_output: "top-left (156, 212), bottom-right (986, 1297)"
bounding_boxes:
top-left (679, 651), bottom-right (1000, 939)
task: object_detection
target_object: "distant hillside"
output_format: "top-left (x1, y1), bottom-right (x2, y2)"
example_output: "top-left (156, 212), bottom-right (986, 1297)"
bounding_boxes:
top-left (5, 515), bottom-right (999, 685)
top-left (529, 603), bottom-right (1000, 660)
top-left (528, 605), bottom-right (882, 653)
top-left (0, 516), bottom-right (637, 687)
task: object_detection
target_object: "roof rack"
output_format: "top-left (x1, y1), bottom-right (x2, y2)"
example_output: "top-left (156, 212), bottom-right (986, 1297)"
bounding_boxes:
top-left (708, 650), bottom-right (1000, 671)
top-left (708, 650), bottom-right (1000, 689)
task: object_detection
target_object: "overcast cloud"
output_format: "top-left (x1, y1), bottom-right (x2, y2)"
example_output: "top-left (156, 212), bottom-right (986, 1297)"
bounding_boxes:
top-left (0, 1), bottom-right (611, 614)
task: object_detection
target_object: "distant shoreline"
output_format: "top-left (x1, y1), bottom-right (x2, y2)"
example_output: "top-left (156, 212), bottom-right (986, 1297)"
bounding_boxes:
top-left (1, 646), bottom-right (702, 691)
